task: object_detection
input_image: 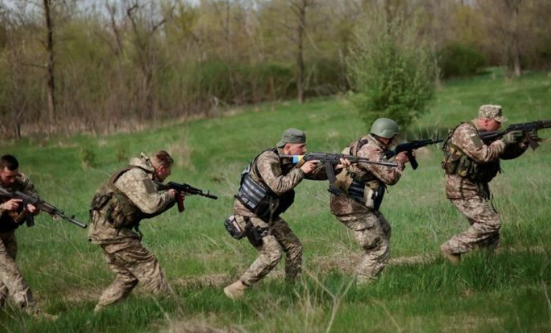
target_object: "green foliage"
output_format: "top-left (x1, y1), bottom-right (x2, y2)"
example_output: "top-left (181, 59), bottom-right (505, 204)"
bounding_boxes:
top-left (439, 43), bottom-right (487, 78)
top-left (347, 12), bottom-right (437, 130)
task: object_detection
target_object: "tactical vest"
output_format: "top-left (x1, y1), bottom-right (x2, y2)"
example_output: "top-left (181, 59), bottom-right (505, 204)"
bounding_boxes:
top-left (336, 138), bottom-right (386, 210)
top-left (442, 122), bottom-right (501, 183)
top-left (89, 166), bottom-right (148, 229)
top-left (235, 148), bottom-right (295, 221)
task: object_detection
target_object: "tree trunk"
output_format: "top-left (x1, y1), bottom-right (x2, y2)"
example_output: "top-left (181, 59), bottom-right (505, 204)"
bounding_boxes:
top-left (296, 1), bottom-right (306, 104)
top-left (43, 0), bottom-right (56, 130)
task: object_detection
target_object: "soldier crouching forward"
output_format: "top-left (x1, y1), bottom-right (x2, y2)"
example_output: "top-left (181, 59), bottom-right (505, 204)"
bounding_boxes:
top-left (89, 151), bottom-right (180, 311)
top-left (329, 118), bottom-right (409, 285)
top-left (223, 128), bottom-right (347, 299)
top-left (440, 105), bottom-right (528, 264)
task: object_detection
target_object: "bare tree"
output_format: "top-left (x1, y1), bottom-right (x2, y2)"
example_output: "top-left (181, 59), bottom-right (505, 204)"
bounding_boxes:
top-left (478, 0), bottom-right (526, 77)
top-left (43, 0), bottom-right (56, 129)
top-left (125, 0), bottom-right (169, 121)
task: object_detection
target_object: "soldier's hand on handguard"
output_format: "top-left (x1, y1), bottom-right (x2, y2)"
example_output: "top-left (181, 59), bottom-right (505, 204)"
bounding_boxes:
top-left (300, 160), bottom-right (319, 174)
top-left (1, 199), bottom-right (22, 211)
top-left (394, 151), bottom-right (409, 164)
top-left (502, 130), bottom-right (524, 145)
top-left (335, 158), bottom-right (351, 170)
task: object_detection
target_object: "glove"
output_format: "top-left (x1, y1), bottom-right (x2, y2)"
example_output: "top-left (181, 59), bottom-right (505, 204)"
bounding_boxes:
top-left (501, 130), bottom-right (524, 145)
top-left (527, 129), bottom-right (539, 141)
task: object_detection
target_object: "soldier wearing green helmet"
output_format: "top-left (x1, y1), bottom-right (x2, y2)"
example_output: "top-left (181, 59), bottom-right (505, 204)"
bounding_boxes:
top-left (329, 118), bottom-right (409, 284)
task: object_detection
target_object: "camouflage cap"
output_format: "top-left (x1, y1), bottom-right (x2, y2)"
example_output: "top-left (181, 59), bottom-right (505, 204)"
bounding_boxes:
top-left (277, 128), bottom-right (306, 148)
top-left (478, 105), bottom-right (507, 123)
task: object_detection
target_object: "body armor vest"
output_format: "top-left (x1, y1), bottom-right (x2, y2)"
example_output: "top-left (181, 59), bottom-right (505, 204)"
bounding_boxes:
top-left (236, 148), bottom-right (295, 221)
top-left (442, 122), bottom-right (500, 183)
top-left (338, 138), bottom-right (386, 210)
top-left (90, 166), bottom-right (148, 229)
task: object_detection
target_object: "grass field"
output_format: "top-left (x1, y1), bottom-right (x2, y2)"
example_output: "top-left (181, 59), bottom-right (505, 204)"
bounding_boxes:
top-left (1, 69), bottom-right (551, 332)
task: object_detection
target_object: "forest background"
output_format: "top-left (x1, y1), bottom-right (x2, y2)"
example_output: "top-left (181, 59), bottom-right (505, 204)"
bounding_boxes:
top-left (1, 0), bottom-right (551, 139)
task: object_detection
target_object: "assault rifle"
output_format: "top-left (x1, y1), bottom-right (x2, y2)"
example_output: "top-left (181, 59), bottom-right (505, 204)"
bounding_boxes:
top-left (280, 152), bottom-right (398, 195)
top-left (157, 181), bottom-right (218, 212)
top-left (165, 182), bottom-right (218, 200)
top-left (0, 187), bottom-right (87, 229)
top-left (383, 139), bottom-right (443, 170)
top-left (479, 119), bottom-right (551, 150)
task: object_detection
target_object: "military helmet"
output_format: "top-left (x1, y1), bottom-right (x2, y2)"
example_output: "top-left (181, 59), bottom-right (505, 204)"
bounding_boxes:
top-left (370, 118), bottom-right (399, 139)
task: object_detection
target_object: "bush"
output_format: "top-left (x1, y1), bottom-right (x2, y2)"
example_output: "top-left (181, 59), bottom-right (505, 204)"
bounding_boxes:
top-left (439, 43), bottom-right (486, 78)
top-left (347, 11), bottom-right (437, 130)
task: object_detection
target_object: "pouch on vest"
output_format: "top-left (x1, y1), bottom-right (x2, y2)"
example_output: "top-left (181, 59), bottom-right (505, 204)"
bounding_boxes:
top-left (224, 215), bottom-right (248, 240)
top-left (236, 172), bottom-right (270, 213)
top-left (349, 179), bottom-right (385, 210)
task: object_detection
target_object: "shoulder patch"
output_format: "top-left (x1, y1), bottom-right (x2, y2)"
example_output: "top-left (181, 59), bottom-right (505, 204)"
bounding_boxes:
top-left (469, 133), bottom-right (483, 148)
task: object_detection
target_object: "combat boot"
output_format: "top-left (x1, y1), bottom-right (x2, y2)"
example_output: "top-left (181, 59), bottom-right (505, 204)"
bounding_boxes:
top-left (223, 280), bottom-right (248, 300)
top-left (440, 244), bottom-right (461, 265)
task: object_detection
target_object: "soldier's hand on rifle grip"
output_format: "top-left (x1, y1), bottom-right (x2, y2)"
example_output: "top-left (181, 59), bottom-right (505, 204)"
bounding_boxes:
top-left (167, 189), bottom-right (177, 198)
top-left (1, 199), bottom-right (22, 211)
top-left (300, 160), bottom-right (319, 174)
top-left (394, 151), bottom-right (409, 164)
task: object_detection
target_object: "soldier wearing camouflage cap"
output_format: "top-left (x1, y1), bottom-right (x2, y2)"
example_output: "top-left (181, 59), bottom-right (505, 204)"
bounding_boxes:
top-left (329, 118), bottom-right (409, 284)
top-left (0, 155), bottom-right (55, 318)
top-left (440, 105), bottom-right (528, 264)
top-left (89, 151), bottom-right (180, 311)
top-left (223, 128), bottom-right (346, 299)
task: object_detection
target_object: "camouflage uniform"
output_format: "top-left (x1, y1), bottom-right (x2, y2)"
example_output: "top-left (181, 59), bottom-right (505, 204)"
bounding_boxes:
top-left (441, 109), bottom-right (528, 256)
top-left (89, 154), bottom-right (175, 310)
top-left (232, 148), bottom-right (327, 286)
top-left (0, 174), bottom-right (39, 313)
top-left (330, 134), bottom-right (405, 283)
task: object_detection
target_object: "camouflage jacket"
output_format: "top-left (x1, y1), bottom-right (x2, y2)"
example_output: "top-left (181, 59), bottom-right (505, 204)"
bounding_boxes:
top-left (233, 147), bottom-right (327, 217)
top-left (0, 173), bottom-right (38, 233)
top-left (444, 122), bottom-right (505, 199)
top-left (88, 154), bottom-right (175, 244)
top-left (330, 134), bottom-right (405, 216)
top-left (444, 122), bottom-right (529, 199)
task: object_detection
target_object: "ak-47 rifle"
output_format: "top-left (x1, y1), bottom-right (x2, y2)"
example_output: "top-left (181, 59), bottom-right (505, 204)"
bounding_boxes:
top-left (280, 152), bottom-right (398, 195)
top-left (157, 181), bottom-right (218, 212)
top-left (479, 120), bottom-right (551, 150)
top-left (383, 139), bottom-right (443, 170)
top-left (0, 187), bottom-right (87, 229)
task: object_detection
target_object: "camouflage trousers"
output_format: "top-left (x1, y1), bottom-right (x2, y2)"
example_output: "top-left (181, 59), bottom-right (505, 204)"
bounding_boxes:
top-left (239, 216), bottom-right (302, 286)
top-left (442, 196), bottom-right (500, 255)
top-left (96, 237), bottom-right (171, 309)
top-left (335, 210), bottom-right (392, 282)
top-left (0, 231), bottom-right (36, 312)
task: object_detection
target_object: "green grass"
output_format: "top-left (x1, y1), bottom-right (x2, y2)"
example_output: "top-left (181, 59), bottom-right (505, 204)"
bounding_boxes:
top-left (1, 68), bottom-right (551, 332)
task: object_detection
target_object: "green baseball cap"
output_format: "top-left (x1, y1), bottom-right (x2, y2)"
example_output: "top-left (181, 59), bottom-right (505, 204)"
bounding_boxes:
top-left (277, 128), bottom-right (306, 148)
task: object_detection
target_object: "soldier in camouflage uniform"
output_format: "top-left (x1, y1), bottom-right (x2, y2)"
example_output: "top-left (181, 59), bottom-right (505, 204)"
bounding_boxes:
top-left (89, 151), bottom-right (179, 311)
top-left (440, 105), bottom-right (528, 263)
top-left (330, 118), bottom-right (409, 284)
top-left (224, 128), bottom-right (348, 299)
top-left (0, 155), bottom-right (43, 316)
